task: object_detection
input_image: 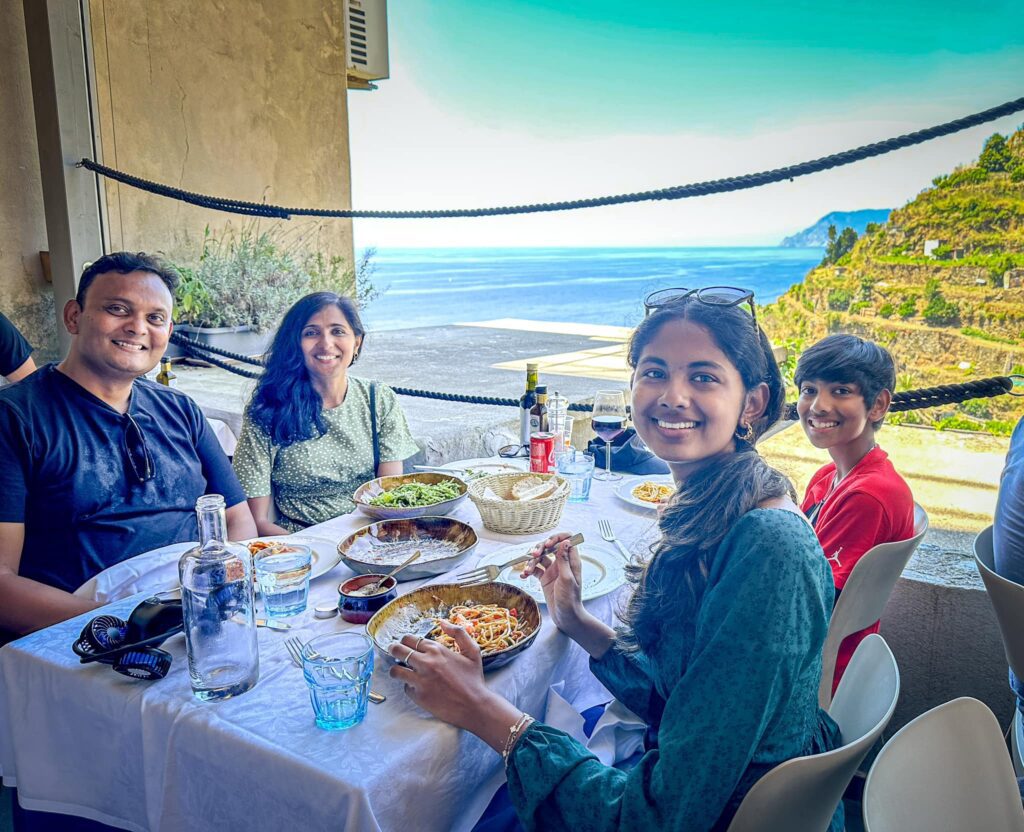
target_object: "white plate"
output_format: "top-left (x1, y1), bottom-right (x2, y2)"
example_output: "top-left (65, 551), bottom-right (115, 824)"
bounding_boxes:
top-left (439, 457), bottom-right (529, 479)
top-left (243, 535), bottom-right (343, 584)
top-left (615, 476), bottom-right (676, 511)
top-left (473, 542), bottom-right (627, 603)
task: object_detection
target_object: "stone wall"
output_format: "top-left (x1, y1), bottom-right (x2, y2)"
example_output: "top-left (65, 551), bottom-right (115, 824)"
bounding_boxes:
top-left (0, 2), bottom-right (57, 360)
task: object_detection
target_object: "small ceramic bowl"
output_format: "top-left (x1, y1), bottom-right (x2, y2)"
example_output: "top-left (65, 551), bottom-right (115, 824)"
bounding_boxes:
top-left (338, 574), bottom-right (399, 624)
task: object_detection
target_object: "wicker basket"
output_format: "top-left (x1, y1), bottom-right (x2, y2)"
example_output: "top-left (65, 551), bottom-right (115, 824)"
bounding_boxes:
top-left (467, 472), bottom-right (570, 535)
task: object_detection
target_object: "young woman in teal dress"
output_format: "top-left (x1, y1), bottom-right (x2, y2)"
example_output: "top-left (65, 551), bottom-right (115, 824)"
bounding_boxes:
top-left (233, 292), bottom-right (418, 535)
top-left (388, 292), bottom-right (843, 832)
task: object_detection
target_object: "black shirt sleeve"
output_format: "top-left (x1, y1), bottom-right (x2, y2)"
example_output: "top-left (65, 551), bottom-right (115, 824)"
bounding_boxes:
top-left (0, 313), bottom-right (33, 378)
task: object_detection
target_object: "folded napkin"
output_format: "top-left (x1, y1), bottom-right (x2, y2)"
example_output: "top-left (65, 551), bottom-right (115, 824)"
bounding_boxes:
top-left (586, 428), bottom-right (670, 475)
top-left (542, 681), bottom-right (646, 766)
top-left (74, 542), bottom-right (192, 603)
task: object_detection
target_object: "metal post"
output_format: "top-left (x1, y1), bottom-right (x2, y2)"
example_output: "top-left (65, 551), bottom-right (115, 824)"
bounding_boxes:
top-left (23, 0), bottom-right (105, 353)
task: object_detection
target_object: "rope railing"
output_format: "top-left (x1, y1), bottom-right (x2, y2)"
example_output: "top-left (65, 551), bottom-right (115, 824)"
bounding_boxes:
top-left (79, 96), bottom-right (1024, 220)
top-left (169, 332), bottom-right (1019, 416)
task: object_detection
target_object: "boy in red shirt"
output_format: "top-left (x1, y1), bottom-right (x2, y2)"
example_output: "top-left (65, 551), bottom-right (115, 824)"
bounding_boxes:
top-left (795, 334), bottom-right (915, 692)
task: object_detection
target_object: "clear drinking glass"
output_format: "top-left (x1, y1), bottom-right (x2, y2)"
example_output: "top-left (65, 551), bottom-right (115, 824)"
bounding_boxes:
top-left (302, 632), bottom-right (374, 730)
top-left (179, 495), bottom-right (260, 701)
top-left (591, 390), bottom-right (626, 481)
top-left (253, 545), bottom-right (312, 618)
top-left (556, 449), bottom-right (595, 503)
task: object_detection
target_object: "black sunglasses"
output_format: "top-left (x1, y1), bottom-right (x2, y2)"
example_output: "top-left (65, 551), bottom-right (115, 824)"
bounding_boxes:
top-left (643, 286), bottom-right (758, 325)
top-left (123, 413), bottom-right (154, 484)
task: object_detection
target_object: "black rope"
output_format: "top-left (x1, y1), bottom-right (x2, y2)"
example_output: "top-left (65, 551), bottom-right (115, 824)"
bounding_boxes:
top-left (169, 333), bottom-right (1016, 415)
top-left (171, 331), bottom-right (266, 366)
top-left (78, 96), bottom-right (1024, 220)
top-left (782, 377), bottom-right (1014, 420)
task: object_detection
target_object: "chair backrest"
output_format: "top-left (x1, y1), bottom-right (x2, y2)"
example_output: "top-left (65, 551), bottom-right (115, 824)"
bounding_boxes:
top-left (818, 503), bottom-right (929, 708)
top-left (863, 697), bottom-right (1024, 832)
top-left (975, 524), bottom-right (1024, 680)
top-left (726, 634), bottom-right (899, 832)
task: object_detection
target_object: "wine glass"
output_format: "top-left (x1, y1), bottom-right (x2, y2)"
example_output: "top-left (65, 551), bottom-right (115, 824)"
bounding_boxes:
top-left (591, 390), bottom-right (626, 481)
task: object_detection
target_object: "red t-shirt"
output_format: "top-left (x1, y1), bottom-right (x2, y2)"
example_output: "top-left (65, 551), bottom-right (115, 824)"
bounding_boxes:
top-left (801, 446), bottom-right (915, 690)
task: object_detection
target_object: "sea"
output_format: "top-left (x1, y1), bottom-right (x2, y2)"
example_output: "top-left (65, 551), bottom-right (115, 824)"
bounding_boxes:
top-left (358, 247), bottom-right (823, 332)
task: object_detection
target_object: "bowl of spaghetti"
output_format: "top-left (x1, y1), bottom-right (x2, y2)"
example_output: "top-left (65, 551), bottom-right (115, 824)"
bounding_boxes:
top-left (365, 582), bottom-right (541, 671)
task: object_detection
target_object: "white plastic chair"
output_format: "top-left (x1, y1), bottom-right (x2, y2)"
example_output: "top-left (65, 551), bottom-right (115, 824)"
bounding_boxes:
top-left (862, 697), bottom-right (1024, 832)
top-left (975, 525), bottom-right (1024, 776)
top-left (818, 503), bottom-right (929, 708)
top-left (726, 634), bottom-right (900, 832)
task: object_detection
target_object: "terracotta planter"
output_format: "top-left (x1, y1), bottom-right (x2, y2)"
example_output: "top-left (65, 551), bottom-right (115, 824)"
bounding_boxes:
top-left (166, 324), bottom-right (275, 360)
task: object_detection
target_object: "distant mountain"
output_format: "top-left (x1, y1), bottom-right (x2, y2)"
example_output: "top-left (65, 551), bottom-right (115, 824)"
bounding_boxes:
top-left (780, 209), bottom-right (892, 247)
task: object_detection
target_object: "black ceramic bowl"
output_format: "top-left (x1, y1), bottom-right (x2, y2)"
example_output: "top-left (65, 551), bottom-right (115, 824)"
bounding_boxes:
top-left (338, 574), bottom-right (399, 624)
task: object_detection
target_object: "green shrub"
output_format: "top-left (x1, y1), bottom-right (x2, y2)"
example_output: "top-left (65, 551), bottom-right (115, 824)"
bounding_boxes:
top-left (979, 133), bottom-right (1012, 173)
top-left (1011, 164), bottom-right (1024, 182)
top-left (944, 167), bottom-right (989, 188)
top-left (933, 415), bottom-right (981, 432)
top-left (169, 223), bottom-right (376, 331)
top-left (878, 302), bottom-right (894, 318)
top-left (849, 301), bottom-right (871, 314)
top-left (827, 288), bottom-right (853, 311)
top-left (922, 294), bottom-right (960, 325)
top-left (960, 399), bottom-right (993, 419)
top-left (897, 297), bottom-right (918, 318)
top-left (960, 326), bottom-right (1014, 345)
top-left (985, 419), bottom-right (1016, 437)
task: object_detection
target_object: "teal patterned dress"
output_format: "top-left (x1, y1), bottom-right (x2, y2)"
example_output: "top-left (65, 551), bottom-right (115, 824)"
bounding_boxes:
top-left (506, 509), bottom-right (843, 832)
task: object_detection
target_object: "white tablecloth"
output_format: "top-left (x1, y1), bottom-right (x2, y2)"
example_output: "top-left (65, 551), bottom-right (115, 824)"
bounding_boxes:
top-left (0, 466), bottom-right (663, 832)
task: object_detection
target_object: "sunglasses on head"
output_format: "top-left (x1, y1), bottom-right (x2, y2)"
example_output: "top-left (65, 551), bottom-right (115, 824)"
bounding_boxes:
top-left (643, 286), bottom-right (758, 325)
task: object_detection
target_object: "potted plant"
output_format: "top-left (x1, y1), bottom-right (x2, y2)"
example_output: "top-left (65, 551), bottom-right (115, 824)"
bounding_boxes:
top-left (166, 222), bottom-right (376, 358)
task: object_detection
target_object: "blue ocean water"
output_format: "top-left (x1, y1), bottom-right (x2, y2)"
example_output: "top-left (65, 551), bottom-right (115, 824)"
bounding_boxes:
top-left (358, 247), bottom-right (822, 332)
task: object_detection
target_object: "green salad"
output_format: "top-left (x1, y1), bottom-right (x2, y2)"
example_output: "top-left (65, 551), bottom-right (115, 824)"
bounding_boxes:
top-left (368, 480), bottom-right (462, 508)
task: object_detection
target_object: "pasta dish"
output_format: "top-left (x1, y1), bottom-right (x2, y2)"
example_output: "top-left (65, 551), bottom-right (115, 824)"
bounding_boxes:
top-left (631, 481), bottom-right (674, 504)
top-left (430, 604), bottom-right (530, 656)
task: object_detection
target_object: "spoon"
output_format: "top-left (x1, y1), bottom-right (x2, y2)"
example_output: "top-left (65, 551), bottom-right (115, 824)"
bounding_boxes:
top-left (365, 550), bottom-right (421, 594)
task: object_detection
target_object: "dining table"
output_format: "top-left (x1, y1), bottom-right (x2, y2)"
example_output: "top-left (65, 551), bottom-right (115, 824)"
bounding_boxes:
top-left (0, 460), bottom-right (669, 832)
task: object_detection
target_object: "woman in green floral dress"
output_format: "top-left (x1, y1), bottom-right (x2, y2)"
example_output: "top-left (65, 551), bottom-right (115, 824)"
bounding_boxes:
top-left (387, 291), bottom-right (844, 831)
top-left (233, 293), bottom-right (418, 535)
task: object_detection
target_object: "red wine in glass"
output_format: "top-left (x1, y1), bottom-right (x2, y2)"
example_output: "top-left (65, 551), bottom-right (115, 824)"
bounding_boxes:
top-left (592, 416), bottom-right (625, 442)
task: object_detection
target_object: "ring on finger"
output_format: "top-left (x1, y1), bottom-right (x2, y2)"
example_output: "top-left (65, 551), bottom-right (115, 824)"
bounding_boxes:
top-left (413, 636), bottom-right (426, 651)
top-left (404, 645), bottom-right (416, 665)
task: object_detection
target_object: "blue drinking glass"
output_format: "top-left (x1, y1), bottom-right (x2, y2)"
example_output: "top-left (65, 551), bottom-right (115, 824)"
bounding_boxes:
top-left (302, 632), bottom-right (374, 730)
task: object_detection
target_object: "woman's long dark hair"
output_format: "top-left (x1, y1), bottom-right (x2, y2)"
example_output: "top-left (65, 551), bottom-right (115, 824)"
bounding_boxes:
top-left (248, 292), bottom-right (365, 447)
top-left (619, 297), bottom-right (795, 652)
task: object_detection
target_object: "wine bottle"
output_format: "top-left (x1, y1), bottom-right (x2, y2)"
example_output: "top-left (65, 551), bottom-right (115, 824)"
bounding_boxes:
top-left (518, 363), bottom-right (538, 448)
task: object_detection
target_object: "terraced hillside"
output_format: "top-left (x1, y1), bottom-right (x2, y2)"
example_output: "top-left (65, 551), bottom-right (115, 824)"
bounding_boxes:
top-left (762, 127), bottom-right (1024, 434)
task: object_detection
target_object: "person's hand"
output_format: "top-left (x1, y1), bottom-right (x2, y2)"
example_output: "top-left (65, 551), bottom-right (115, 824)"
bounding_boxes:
top-left (519, 531), bottom-right (586, 634)
top-left (388, 620), bottom-right (497, 731)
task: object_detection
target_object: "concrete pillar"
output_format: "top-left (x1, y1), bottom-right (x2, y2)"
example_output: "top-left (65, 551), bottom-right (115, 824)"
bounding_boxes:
top-left (22, 0), bottom-right (105, 351)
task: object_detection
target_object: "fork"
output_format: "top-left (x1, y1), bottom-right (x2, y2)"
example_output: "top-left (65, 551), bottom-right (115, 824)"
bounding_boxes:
top-left (456, 533), bottom-right (585, 586)
top-left (284, 636), bottom-right (386, 704)
top-left (597, 520), bottom-right (632, 562)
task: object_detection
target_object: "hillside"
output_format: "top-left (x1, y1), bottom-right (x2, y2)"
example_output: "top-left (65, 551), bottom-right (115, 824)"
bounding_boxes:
top-left (780, 209), bottom-right (892, 247)
top-left (762, 128), bottom-right (1024, 434)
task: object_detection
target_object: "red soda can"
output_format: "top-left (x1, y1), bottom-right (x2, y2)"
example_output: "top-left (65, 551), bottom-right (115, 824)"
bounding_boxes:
top-left (530, 432), bottom-right (557, 473)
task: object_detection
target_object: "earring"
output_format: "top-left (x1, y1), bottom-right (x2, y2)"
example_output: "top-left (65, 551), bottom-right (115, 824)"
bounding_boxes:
top-left (734, 422), bottom-right (754, 443)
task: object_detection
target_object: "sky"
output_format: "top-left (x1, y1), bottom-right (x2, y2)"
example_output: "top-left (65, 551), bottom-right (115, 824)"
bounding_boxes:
top-left (347, 0), bottom-right (1024, 249)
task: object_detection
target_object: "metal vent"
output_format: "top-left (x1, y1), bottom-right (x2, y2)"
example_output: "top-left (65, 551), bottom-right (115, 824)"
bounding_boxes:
top-left (345, 0), bottom-right (388, 86)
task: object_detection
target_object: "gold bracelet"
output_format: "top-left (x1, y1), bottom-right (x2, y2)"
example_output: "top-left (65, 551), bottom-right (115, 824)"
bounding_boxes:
top-left (502, 712), bottom-right (536, 765)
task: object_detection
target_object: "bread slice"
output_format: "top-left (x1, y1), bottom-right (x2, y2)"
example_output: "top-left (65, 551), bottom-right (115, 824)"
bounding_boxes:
top-left (511, 476), bottom-right (558, 501)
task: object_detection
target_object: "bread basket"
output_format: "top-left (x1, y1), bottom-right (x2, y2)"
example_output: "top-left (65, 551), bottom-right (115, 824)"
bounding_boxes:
top-left (467, 472), bottom-right (570, 535)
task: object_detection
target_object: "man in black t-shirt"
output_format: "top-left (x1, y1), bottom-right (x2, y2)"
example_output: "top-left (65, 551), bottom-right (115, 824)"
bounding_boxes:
top-left (0, 252), bottom-right (256, 635)
top-left (0, 311), bottom-right (36, 382)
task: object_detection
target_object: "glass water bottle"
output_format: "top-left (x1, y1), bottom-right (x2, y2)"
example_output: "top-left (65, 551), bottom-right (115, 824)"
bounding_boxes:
top-left (179, 495), bottom-right (259, 701)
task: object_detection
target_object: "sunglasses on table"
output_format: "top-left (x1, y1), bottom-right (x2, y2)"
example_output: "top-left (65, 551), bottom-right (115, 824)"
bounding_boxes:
top-left (643, 286), bottom-right (758, 325)
top-left (122, 413), bottom-right (155, 484)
